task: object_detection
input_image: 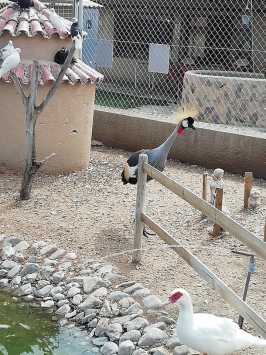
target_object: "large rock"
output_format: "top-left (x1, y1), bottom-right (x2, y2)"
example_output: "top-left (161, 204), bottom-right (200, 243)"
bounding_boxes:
top-left (79, 295), bottom-right (102, 310)
top-left (138, 329), bottom-right (168, 347)
top-left (173, 345), bottom-right (189, 355)
top-left (83, 276), bottom-right (103, 293)
top-left (7, 264), bottom-right (21, 278)
top-left (55, 304), bottom-right (71, 315)
top-left (124, 317), bottom-right (149, 331)
top-left (144, 322), bottom-right (166, 332)
top-left (20, 263), bottom-right (39, 277)
top-left (14, 241), bottom-right (29, 252)
top-left (17, 283), bottom-right (33, 296)
top-left (39, 244), bottom-right (57, 256)
top-left (119, 330), bottom-right (142, 344)
top-left (118, 340), bottom-right (135, 355)
top-left (101, 341), bottom-right (118, 355)
top-left (35, 285), bottom-right (54, 298)
top-left (67, 286), bottom-right (80, 298)
top-left (1, 260), bottom-right (19, 269)
top-left (106, 323), bottom-right (123, 341)
top-left (143, 295), bottom-right (163, 309)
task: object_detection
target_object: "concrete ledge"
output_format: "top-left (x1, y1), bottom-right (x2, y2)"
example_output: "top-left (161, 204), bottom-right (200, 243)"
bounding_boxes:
top-left (92, 108), bottom-right (266, 179)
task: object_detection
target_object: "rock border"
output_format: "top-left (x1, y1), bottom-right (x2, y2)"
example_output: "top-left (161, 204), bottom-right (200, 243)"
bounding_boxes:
top-left (0, 234), bottom-right (193, 355)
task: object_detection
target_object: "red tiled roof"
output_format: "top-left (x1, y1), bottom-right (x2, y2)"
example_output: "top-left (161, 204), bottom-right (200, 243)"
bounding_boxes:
top-left (0, 0), bottom-right (104, 84)
top-left (1, 58), bottom-right (104, 84)
top-left (0, 0), bottom-right (74, 38)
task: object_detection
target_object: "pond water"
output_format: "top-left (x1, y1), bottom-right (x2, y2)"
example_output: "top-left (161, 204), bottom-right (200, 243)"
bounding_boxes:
top-left (0, 290), bottom-right (98, 355)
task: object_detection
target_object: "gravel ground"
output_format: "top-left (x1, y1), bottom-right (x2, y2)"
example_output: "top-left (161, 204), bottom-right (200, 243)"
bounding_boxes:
top-left (0, 144), bottom-right (266, 355)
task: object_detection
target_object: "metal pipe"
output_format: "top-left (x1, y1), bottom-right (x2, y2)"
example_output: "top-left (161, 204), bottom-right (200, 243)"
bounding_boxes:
top-left (237, 255), bottom-right (255, 328)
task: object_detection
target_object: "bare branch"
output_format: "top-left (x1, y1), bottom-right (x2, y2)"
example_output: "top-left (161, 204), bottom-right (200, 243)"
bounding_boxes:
top-left (36, 43), bottom-right (76, 114)
top-left (39, 152), bottom-right (56, 164)
top-left (11, 73), bottom-right (28, 106)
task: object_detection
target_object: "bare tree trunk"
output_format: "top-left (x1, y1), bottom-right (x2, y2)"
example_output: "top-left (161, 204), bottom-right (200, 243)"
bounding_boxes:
top-left (19, 60), bottom-right (40, 200)
top-left (12, 43), bottom-right (76, 200)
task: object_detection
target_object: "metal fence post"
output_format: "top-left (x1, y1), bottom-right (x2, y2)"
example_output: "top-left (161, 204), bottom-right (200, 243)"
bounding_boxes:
top-left (132, 154), bottom-right (148, 263)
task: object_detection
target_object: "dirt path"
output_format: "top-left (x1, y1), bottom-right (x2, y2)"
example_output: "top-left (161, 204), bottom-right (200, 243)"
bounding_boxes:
top-left (0, 145), bottom-right (266, 354)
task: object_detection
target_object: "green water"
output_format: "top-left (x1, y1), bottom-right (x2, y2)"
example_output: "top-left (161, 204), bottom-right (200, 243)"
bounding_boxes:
top-left (0, 290), bottom-right (98, 355)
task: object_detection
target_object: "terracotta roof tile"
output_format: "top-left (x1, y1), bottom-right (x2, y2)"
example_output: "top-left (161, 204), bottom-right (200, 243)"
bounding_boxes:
top-left (1, 59), bottom-right (104, 85)
top-left (0, 1), bottom-right (104, 85)
top-left (0, 0), bottom-right (74, 38)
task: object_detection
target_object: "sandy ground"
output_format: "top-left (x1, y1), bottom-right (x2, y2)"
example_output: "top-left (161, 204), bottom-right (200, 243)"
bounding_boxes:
top-left (0, 145), bottom-right (266, 355)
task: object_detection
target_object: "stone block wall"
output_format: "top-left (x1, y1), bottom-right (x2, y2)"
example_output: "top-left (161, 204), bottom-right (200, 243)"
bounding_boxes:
top-left (182, 70), bottom-right (266, 128)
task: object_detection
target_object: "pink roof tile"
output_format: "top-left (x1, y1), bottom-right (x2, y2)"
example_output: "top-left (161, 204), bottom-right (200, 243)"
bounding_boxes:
top-left (1, 59), bottom-right (104, 85)
top-left (0, 0), bottom-right (73, 38)
top-left (0, 0), bottom-right (103, 85)
top-left (17, 19), bottom-right (30, 36)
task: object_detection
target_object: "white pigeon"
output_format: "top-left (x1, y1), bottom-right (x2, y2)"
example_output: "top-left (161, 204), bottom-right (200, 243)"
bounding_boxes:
top-left (0, 48), bottom-right (21, 78)
top-left (0, 40), bottom-right (14, 60)
top-left (50, 8), bottom-right (68, 34)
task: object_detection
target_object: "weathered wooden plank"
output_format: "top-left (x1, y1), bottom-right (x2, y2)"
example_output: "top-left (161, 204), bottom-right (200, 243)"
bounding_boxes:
top-left (132, 154), bottom-right (148, 262)
top-left (201, 173), bottom-right (208, 220)
top-left (244, 172), bottom-right (253, 209)
top-left (142, 213), bottom-right (266, 338)
top-left (213, 188), bottom-right (223, 236)
top-left (143, 163), bottom-right (266, 261)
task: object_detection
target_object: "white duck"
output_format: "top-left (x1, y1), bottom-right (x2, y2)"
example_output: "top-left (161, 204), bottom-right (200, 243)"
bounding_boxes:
top-left (164, 288), bottom-right (266, 355)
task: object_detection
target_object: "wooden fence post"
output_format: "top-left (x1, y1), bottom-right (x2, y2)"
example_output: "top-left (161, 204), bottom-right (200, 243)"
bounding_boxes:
top-left (201, 173), bottom-right (208, 220)
top-left (244, 172), bottom-right (253, 209)
top-left (213, 188), bottom-right (223, 236)
top-left (132, 154), bottom-right (148, 263)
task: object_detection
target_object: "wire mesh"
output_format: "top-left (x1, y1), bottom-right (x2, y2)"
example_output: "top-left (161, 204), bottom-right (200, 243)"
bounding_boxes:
top-left (1, 0), bottom-right (266, 131)
top-left (81, 0), bottom-right (266, 131)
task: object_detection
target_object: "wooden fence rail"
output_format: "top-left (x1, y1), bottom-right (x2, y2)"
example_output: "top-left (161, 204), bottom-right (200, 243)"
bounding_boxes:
top-left (142, 214), bottom-right (266, 338)
top-left (133, 154), bottom-right (266, 338)
top-left (143, 161), bottom-right (266, 261)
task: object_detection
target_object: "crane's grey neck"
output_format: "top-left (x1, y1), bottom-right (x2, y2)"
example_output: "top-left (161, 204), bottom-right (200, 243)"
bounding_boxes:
top-left (157, 123), bottom-right (181, 154)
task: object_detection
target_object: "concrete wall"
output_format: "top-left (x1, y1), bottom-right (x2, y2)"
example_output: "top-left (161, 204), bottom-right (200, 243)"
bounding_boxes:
top-left (92, 108), bottom-right (266, 179)
top-left (0, 33), bottom-right (97, 174)
top-left (0, 81), bottom-right (96, 174)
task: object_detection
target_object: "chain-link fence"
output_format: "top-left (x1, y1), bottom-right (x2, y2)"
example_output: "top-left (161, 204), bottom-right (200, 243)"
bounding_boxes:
top-left (1, 0), bottom-right (266, 131)
top-left (81, 0), bottom-right (266, 132)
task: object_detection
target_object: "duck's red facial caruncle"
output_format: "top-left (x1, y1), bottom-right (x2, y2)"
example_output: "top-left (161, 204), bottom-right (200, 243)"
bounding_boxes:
top-left (164, 291), bottom-right (183, 305)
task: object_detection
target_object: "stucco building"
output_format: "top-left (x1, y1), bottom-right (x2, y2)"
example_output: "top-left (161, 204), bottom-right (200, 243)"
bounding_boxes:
top-left (0, 0), bottom-right (103, 173)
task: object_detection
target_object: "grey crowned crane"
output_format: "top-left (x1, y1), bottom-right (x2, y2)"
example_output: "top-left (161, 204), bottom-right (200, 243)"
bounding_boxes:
top-left (121, 105), bottom-right (198, 185)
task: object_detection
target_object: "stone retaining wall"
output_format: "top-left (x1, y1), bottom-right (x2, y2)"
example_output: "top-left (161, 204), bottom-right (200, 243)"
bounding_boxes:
top-left (182, 70), bottom-right (266, 127)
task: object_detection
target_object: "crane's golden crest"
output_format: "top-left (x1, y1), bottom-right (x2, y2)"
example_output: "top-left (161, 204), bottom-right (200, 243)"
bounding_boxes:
top-left (173, 105), bottom-right (199, 123)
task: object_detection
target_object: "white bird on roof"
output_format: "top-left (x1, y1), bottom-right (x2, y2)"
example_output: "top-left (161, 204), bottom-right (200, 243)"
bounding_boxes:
top-left (0, 40), bottom-right (14, 60)
top-left (0, 48), bottom-right (21, 78)
top-left (50, 8), bottom-right (68, 34)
